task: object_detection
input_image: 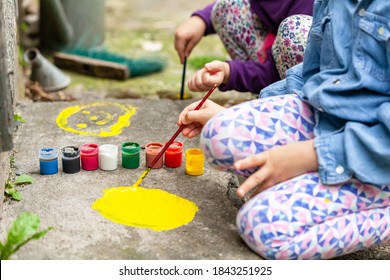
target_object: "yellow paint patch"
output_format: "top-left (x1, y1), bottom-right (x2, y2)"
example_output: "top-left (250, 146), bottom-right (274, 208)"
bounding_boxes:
top-left (92, 186), bottom-right (198, 231)
top-left (76, 123), bottom-right (88, 129)
top-left (56, 102), bottom-right (137, 137)
top-left (324, 198), bottom-right (330, 203)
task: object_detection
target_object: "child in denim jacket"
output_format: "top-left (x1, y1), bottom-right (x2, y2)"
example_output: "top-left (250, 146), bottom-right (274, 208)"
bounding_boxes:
top-left (177, 0), bottom-right (390, 259)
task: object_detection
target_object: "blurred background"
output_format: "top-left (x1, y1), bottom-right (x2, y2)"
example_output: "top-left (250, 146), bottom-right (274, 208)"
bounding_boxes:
top-left (18, 0), bottom-right (253, 104)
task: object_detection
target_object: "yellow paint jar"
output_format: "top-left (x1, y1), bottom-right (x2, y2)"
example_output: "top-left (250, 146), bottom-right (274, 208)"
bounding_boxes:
top-left (185, 148), bottom-right (204, 176)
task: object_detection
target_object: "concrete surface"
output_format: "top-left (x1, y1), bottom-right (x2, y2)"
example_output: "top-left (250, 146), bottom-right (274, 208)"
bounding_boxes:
top-left (2, 98), bottom-right (260, 260)
top-left (2, 98), bottom-right (389, 260)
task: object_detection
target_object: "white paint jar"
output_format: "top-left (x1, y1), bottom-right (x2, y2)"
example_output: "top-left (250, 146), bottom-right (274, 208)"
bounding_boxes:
top-left (99, 144), bottom-right (118, 171)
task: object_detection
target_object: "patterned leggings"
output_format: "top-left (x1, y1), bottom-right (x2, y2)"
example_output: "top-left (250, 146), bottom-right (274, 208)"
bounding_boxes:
top-left (200, 95), bottom-right (390, 259)
top-left (211, 0), bottom-right (312, 78)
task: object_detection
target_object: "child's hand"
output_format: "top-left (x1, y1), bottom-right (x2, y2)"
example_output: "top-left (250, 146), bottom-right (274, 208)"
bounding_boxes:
top-left (188, 61), bottom-right (230, 92)
top-left (174, 16), bottom-right (206, 64)
top-left (177, 99), bottom-right (225, 138)
top-left (234, 140), bottom-right (318, 198)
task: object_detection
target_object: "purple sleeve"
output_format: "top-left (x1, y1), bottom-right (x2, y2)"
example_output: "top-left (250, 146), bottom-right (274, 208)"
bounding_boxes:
top-left (191, 3), bottom-right (216, 35)
top-left (250, 0), bottom-right (314, 33)
top-left (219, 49), bottom-right (280, 94)
top-left (287, 0), bottom-right (314, 16)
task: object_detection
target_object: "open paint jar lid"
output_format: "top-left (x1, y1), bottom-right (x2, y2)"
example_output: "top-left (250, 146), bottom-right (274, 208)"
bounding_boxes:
top-left (166, 141), bottom-right (183, 152)
top-left (38, 147), bottom-right (59, 161)
top-left (61, 146), bottom-right (80, 158)
top-left (145, 142), bottom-right (163, 153)
top-left (99, 144), bottom-right (118, 156)
top-left (121, 142), bottom-right (140, 155)
top-left (80, 143), bottom-right (99, 156)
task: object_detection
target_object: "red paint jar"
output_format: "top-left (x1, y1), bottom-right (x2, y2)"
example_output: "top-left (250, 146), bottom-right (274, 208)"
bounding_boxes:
top-left (164, 141), bottom-right (183, 168)
top-left (80, 143), bottom-right (99, 171)
top-left (145, 142), bottom-right (163, 169)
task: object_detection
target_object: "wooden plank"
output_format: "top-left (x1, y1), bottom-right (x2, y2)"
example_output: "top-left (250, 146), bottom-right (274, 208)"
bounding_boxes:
top-left (53, 52), bottom-right (130, 80)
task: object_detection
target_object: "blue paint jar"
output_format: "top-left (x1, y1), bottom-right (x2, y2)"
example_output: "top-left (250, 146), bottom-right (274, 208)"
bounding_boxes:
top-left (39, 147), bottom-right (59, 175)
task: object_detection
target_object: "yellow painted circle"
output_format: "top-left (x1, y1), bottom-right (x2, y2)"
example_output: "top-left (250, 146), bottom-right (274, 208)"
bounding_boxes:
top-left (92, 186), bottom-right (198, 231)
top-left (56, 102), bottom-right (137, 137)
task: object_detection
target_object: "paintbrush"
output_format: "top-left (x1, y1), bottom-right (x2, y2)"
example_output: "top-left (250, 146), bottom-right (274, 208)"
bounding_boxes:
top-left (179, 56), bottom-right (187, 100)
top-left (133, 83), bottom-right (218, 187)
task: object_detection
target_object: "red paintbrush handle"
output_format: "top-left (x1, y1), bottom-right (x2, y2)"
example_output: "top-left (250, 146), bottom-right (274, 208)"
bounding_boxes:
top-left (147, 84), bottom-right (218, 169)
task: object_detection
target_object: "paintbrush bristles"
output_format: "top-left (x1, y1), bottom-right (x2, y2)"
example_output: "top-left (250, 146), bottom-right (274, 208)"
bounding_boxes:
top-left (133, 168), bottom-right (151, 187)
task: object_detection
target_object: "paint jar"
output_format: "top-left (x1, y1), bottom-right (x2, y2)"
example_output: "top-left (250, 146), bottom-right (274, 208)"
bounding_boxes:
top-left (145, 142), bottom-right (164, 169)
top-left (99, 144), bottom-right (118, 171)
top-left (61, 146), bottom-right (80, 174)
top-left (185, 148), bottom-right (205, 176)
top-left (80, 143), bottom-right (99, 171)
top-left (39, 147), bottom-right (59, 175)
top-left (164, 141), bottom-right (183, 168)
top-left (121, 142), bottom-right (140, 169)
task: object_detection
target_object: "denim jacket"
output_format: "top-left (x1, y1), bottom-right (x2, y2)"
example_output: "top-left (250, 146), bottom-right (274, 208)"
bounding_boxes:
top-left (260, 0), bottom-right (390, 185)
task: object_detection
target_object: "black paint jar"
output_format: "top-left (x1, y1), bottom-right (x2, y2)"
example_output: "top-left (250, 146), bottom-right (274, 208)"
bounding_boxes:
top-left (61, 146), bottom-right (81, 174)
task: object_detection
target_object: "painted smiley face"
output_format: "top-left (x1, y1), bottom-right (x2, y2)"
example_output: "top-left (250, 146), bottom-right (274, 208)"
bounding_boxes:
top-left (56, 102), bottom-right (137, 137)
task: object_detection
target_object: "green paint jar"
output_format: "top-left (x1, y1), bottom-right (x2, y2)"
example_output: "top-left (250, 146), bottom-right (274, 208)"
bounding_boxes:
top-left (121, 142), bottom-right (140, 169)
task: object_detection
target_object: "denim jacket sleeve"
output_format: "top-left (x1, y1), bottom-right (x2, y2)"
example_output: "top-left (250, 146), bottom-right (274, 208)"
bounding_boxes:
top-left (259, 63), bottom-right (305, 98)
top-left (315, 103), bottom-right (390, 185)
top-left (303, 0), bottom-right (390, 185)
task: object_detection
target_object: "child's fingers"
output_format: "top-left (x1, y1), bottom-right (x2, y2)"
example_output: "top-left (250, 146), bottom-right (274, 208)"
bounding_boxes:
top-left (235, 154), bottom-right (269, 197)
top-left (202, 72), bottom-right (222, 89)
top-left (181, 124), bottom-right (202, 138)
top-left (185, 100), bottom-right (202, 111)
top-left (184, 110), bottom-right (208, 125)
top-left (185, 39), bottom-right (197, 58)
top-left (188, 68), bottom-right (218, 91)
top-left (204, 61), bottom-right (223, 73)
top-left (194, 70), bottom-right (209, 91)
top-left (174, 38), bottom-right (186, 63)
top-left (178, 101), bottom-right (203, 125)
top-left (182, 124), bottom-right (197, 136)
top-left (187, 127), bottom-right (202, 138)
top-left (234, 153), bottom-right (267, 171)
top-left (187, 71), bottom-right (203, 91)
top-left (177, 108), bottom-right (189, 126)
top-left (236, 166), bottom-right (270, 198)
